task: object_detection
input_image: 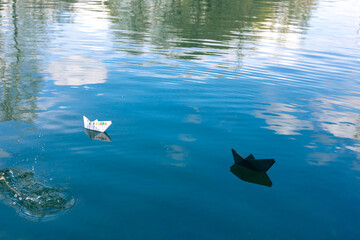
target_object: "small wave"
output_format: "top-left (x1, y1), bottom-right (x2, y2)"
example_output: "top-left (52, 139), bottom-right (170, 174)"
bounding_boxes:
top-left (0, 167), bottom-right (76, 222)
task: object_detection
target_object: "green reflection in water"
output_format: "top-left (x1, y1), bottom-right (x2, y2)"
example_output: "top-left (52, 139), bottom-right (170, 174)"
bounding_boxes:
top-left (0, 0), bottom-right (75, 123)
top-left (0, 0), bottom-right (318, 124)
top-left (107, 0), bottom-right (316, 60)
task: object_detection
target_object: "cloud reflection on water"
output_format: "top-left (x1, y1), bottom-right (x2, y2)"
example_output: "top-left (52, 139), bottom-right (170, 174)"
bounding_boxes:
top-left (48, 55), bottom-right (107, 86)
top-left (179, 134), bottom-right (196, 142)
top-left (165, 145), bottom-right (188, 167)
top-left (254, 98), bottom-right (360, 140)
top-left (312, 96), bottom-right (360, 140)
top-left (253, 95), bottom-right (360, 168)
top-left (253, 102), bottom-right (313, 135)
top-left (46, 0), bottom-right (110, 86)
top-left (0, 150), bottom-right (11, 159)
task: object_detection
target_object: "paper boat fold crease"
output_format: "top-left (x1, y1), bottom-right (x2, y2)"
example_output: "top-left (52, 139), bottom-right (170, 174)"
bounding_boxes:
top-left (83, 116), bottom-right (112, 133)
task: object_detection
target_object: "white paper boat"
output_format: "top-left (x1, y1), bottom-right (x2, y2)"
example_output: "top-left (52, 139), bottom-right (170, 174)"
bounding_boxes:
top-left (83, 116), bottom-right (112, 133)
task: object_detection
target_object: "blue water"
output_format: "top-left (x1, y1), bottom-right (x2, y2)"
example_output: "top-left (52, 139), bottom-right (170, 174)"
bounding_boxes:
top-left (0, 0), bottom-right (360, 239)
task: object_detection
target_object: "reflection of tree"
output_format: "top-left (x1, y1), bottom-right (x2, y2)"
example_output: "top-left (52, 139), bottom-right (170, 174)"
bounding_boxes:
top-left (0, 0), bottom-right (75, 123)
top-left (106, 0), bottom-right (316, 59)
top-left (354, 118), bottom-right (360, 139)
top-left (251, 0), bottom-right (316, 32)
top-left (0, 1), bottom-right (42, 123)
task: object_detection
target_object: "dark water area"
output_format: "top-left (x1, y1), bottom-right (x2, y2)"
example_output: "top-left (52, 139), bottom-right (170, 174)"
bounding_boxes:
top-left (0, 0), bottom-right (359, 239)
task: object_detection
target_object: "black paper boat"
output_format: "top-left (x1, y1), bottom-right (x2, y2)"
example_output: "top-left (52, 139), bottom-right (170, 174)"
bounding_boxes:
top-left (231, 149), bottom-right (275, 173)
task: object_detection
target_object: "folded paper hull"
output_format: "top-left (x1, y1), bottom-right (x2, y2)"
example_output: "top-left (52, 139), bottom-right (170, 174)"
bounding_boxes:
top-left (83, 116), bottom-right (112, 133)
top-left (231, 149), bottom-right (275, 173)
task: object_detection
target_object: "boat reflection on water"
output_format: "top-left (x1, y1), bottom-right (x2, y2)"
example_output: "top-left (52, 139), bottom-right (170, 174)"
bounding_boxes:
top-left (0, 167), bottom-right (75, 221)
top-left (230, 164), bottom-right (273, 187)
top-left (84, 129), bottom-right (112, 142)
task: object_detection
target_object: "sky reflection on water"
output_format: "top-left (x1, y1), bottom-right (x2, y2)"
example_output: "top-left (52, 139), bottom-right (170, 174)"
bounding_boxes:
top-left (0, 0), bottom-right (360, 239)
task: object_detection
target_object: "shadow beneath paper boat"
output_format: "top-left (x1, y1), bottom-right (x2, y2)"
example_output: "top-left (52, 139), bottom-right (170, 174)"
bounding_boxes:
top-left (230, 164), bottom-right (272, 187)
top-left (0, 167), bottom-right (76, 222)
top-left (84, 129), bottom-right (112, 142)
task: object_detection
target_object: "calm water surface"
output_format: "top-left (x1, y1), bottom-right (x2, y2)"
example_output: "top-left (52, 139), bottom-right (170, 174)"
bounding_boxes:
top-left (0, 0), bottom-right (360, 239)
